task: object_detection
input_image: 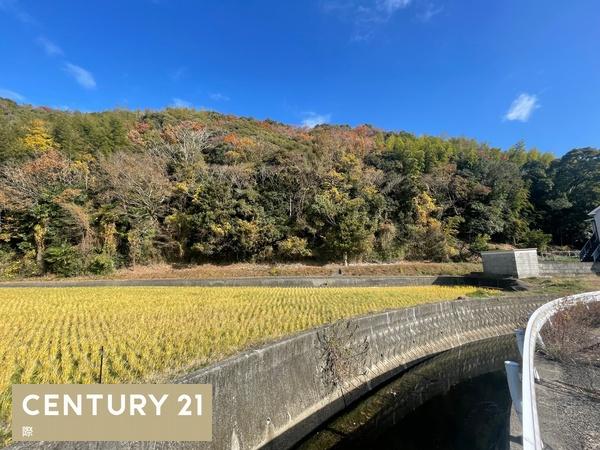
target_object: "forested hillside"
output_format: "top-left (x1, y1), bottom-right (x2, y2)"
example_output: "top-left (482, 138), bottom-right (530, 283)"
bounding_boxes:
top-left (0, 97), bottom-right (598, 277)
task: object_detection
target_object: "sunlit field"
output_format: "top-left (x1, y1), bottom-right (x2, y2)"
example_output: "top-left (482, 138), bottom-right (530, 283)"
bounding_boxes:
top-left (0, 285), bottom-right (497, 443)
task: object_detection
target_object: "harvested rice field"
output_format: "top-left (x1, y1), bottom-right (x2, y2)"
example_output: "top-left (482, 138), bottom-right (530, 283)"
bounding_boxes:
top-left (0, 285), bottom-right (497, 444)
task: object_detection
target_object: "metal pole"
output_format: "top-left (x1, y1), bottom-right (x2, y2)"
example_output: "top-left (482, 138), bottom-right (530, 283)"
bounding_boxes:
top-left (515, 328), bottom-right (525, 357)
top-left (99, 346), bottom-right (104, 384)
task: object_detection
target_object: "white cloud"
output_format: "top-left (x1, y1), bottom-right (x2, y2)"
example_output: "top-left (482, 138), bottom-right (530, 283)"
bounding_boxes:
top-left (417, 3), bottom-right (443, 22)
top-left (64, 63), bottom-right (96, 89)
top-left (0, 88), bottom-right (25, 101)
top-left (376, 0), bottom-right (410, 14)
top-left (171, 98), bottom-right (193, 108)
top-left (301, 112), bottom-right (331, 128)
top-left (37, 36), bottom-right (63, 56)
top-left (322, 0), bottom-right (412, 41)
top-left (504, 93), bottom-right (539, 122)
top-left (209, 92), bottom-right (230, 102)
top-left (51, 105), bottom-right (71, 111)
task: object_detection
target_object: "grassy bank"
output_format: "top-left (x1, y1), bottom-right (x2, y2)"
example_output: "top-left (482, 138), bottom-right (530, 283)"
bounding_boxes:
top-left (0, 261), bottom-right (483, 282)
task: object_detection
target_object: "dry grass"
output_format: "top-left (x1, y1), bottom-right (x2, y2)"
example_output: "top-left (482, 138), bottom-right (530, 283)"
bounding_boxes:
top-left (540, 300), bottom-right (600, 365)
top-left (0, 284), bottom-right (495, 444)
top-left (523, 277), bottom-right (600, 297)
top-left (1, 261), bottom-right (483, 282)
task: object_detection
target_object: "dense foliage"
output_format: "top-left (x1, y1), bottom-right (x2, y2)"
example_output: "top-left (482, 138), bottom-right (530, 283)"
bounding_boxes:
top-left (0, 98), bottom-right (598, 276)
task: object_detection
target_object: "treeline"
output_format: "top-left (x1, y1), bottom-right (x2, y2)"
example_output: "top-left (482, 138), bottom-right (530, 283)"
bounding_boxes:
top-left (0, 97), bottom-right (598, 277)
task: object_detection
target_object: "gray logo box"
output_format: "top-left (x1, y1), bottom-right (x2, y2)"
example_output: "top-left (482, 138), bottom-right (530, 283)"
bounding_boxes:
top-left (12, 384), bottom-right (212, 441)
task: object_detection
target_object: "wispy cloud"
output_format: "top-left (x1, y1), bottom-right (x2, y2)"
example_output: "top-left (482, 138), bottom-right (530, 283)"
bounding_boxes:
top-left (376, 0), bottom-right (411, 14)
top-left (504, 93), bottom-right (539, 122)
top-left (51, 105), bottom-right (72, 111)
top-left (417, 3), bottom-right (443, 22)
top-left (2, 2), bottom-right (101, 91)
top-left (36, 36), bottom-right (63, 56)
top-left (171, 98), bottom-right (193, 108)
top-left (0, 0), bottom-right (36, 25)
top-left (64, 63), bottom-right (97, 89)
top-left (170, 67), bottom-right (187, 82)
top-left (0, 88), bottom-right (25, 102)
top-left (209, 92), bottom-right (230, 102)
top-left (321, 0), bottom-right (412, 40)
top-left (301, 112), bottom-right (331, 128)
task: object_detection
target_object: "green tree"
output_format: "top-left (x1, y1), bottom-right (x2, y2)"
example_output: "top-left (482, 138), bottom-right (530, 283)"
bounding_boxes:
top-left (546, 148), bottom-right (600, 245)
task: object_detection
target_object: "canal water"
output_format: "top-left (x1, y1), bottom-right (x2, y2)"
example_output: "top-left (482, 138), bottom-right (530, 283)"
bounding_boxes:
top-left (296, 335), bottom-right (518, 450)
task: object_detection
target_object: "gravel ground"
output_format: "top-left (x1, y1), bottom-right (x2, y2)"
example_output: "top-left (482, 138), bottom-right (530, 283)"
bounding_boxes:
top-left (535, 357), bottom-right (600, 450)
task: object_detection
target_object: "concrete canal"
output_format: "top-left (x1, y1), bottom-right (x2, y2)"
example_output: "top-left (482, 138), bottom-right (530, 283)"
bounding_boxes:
top-left (295, 335), bottom-right (518, 450)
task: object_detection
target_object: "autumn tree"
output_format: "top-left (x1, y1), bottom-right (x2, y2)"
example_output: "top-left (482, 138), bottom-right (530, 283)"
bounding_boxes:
top-left (22, 120), bottom-right (57, 153)
top-left (98, 151), bottom-right (172, 265)
top-left (0, 150), bottom-right (87, 272)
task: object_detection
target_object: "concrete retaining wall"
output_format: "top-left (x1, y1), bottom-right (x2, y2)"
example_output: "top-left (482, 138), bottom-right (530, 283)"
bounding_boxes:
top-left (482, 249), bottom-right (540, 278)
top-left (11, 295), bottom-right (551, 450)
top-left (514, 250), bottom-right (541, 278)
top-left (190, 295), bottom-right (549, 450)
top-left (539, 261), bottom-right (600, 276)
top-left (306, 335), bottom-right (519, 449)
top-left (0, 275), bottom-right (523, 289)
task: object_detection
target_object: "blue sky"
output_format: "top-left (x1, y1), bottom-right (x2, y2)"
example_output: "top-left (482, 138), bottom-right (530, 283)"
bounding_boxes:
top-left (1, 0), bottom-right (599, 155)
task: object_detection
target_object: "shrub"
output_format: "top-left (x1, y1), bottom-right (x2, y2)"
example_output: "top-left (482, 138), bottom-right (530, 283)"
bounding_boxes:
top-left (86, 254), bottom-right (115, 275)
top-left (255, 245), bottom-right (274, 262)
top-left (277, 237), bottom-right (312, 260)
top-left (14, 250), bottom-right (42, 278)
top-left (44, 244), bottom-right (83, 277)
top-left (376, 221), bottom-right (401, 261)
top-left (0, 250), bottom-right (19, 279)
top-left (541, 301), bottom-right (600, 365)
top-left (521, 229), bottom-right (552, 252)
top-left (469, 234), bottom-right (490, 255)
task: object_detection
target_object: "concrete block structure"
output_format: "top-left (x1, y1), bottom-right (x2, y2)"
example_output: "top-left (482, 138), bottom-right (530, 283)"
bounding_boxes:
top-left (481, 249), bottom-right (540, 278)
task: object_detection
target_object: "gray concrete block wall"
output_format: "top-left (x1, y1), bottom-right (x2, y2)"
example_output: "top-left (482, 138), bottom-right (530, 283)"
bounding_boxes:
top-left (0, 275), bottom-right (522, 289)
top-left (539, 262), bottom-right (600, 276)
top-left (482, 249), bottom-right (539, 278)
top-left (182, 295), bottom-right (551, 450)
top-left (318, 336), bottom-right (519, 449)
top-left (11, 295), bottom-right (550, 450)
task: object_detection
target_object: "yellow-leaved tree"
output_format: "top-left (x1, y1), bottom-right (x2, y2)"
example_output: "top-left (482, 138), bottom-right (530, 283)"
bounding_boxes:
top-left (22, 119), bottom-right (57, 153)
top-left (408, 192), bottom-right (461, 261)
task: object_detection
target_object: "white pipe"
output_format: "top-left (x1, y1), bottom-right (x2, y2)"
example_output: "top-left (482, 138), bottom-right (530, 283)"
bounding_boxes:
top-left (505, 360), bottom-right (522, 420)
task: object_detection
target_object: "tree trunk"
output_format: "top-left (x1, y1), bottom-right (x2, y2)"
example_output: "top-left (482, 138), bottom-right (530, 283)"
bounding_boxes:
top-left (33, 222), bottom-right (46, 272)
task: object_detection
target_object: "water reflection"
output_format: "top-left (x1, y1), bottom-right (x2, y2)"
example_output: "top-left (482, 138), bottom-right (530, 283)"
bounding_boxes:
top-left (296, 335), bottom-right (518, 450)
